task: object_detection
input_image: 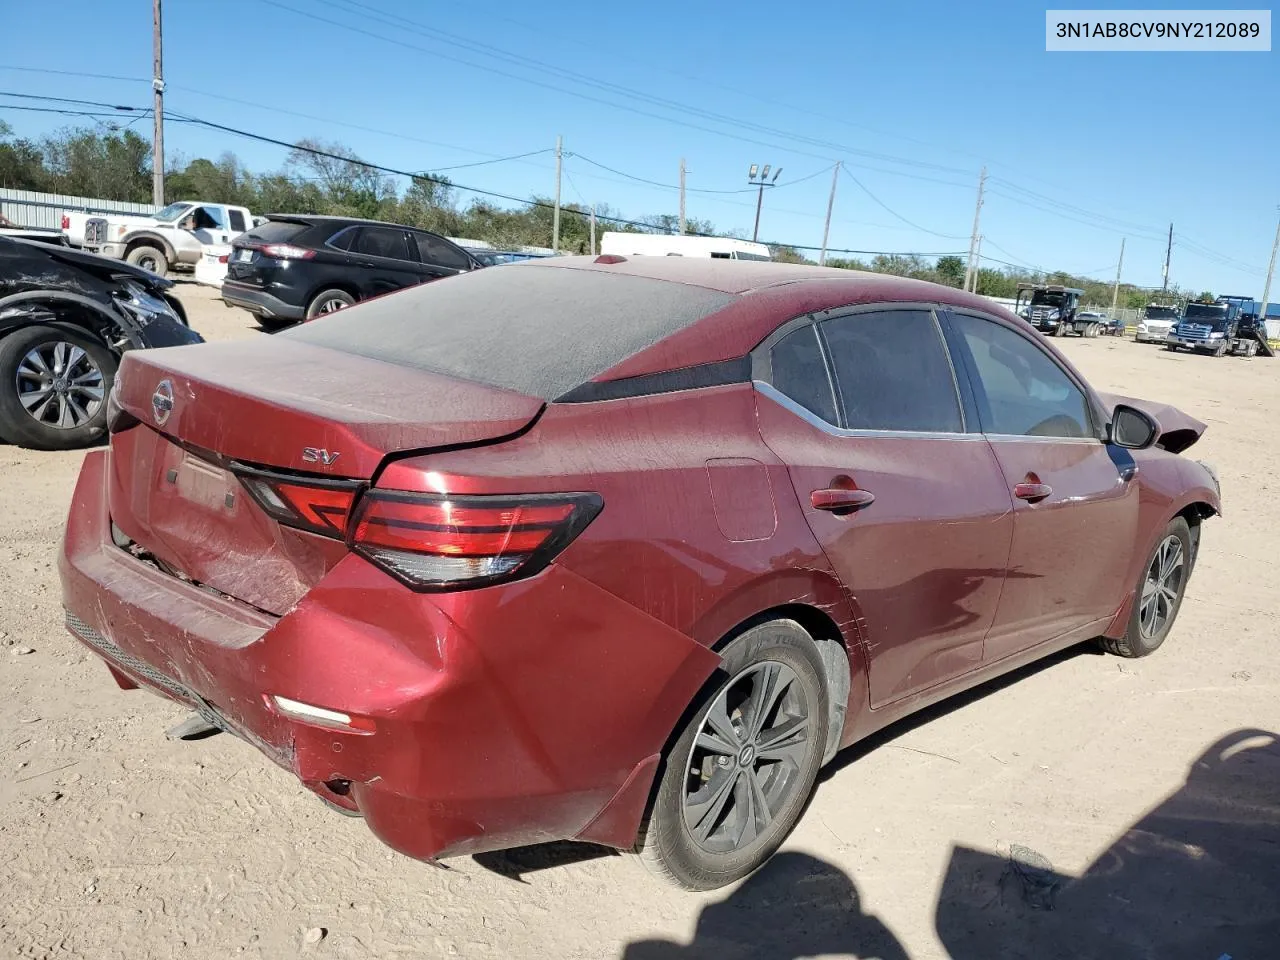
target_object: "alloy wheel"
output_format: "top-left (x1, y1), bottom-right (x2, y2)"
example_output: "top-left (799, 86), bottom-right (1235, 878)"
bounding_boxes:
top-left (1139, 534), bottom-right (1185, 640)
top-left (15, 340), bottom-right (105, 430)
top-left (318, 298), bottom-right (348, 314)
top-left (682, 660), bottom-right (812, 854)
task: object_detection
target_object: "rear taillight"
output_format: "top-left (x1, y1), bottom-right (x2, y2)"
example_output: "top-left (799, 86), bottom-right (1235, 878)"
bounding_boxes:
top-left (238, 471), bottom-right (362, 537)
top-left (348, 491), bottom-right (602, 591)
top-left (61, 215), bottom-right (70, 230)
top-left (217, 254), bottom-right (229, 264)
top-left (259, 243), bottom-right (316, 260)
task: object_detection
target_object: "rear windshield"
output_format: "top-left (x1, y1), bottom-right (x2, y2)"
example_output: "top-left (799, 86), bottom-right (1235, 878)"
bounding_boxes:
top-left (239, 220), bottom-right (308, 244)
top-left (284, 263), bottom-right (737, 399)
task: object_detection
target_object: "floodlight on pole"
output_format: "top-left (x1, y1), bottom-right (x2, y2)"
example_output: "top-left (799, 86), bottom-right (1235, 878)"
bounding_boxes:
top-left (747, 162), bottom-right (781, 243)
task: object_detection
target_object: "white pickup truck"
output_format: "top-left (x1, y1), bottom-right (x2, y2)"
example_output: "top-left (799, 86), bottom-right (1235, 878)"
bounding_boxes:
top-left (65, 201), bottom-right (256, 278)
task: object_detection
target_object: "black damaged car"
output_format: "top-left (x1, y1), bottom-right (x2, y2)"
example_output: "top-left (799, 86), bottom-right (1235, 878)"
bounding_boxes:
top-left (0, 236), bottom-right (201, 450)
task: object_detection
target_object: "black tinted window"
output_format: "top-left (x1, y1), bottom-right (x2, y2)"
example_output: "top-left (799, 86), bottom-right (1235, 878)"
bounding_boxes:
top-left (352, 227), bottom-right (410, 261)
top-left (228, 209), bottom-right (246, 232)
top-left (821, 310), bottom-right (962, 432)
top-left (952, 313), bottom-right (1091, 438)
top-left (241, 221), bottom-right (306, 244)
top-left (414, 233), bottom-right (471, 271)
top-left (769, 325), bottom-right (837, 424)
top-left (326, 226), bottom-right (357, 251)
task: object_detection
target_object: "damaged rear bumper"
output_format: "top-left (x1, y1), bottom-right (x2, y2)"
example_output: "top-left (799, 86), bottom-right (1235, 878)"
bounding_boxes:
top-left (58, 447), bottom-right (718, 861)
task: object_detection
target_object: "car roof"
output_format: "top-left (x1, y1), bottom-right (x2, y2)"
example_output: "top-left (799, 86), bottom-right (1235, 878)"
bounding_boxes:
top-left (263, 214), bottom-right (441, 232)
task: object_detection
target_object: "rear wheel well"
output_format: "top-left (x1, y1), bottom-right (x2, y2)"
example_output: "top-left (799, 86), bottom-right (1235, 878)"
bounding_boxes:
top-left (712, 603), bottom-right (851, 765)
top-left (306, 281), bottom-right (361, 307)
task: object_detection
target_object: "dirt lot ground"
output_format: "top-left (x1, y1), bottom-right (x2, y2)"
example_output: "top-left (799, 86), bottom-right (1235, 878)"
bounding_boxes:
top-left (2, 282), bottom-right (1277, 959)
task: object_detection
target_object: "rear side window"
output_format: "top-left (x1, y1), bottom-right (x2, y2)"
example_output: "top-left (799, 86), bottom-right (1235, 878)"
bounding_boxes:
top-left (413, 232), bottom-right (471, 271)
top-left (769, 325), bottom-right (838, 424)
top-left (951, 313), bottom-right (1092, 438)
top-left (228, 209), bottom-right (247, 232)
top-left (821, 309), bottom-right (963, 433)
top-left (353, 227), bottom-right (411, 261)
top-left (327, 226), bottom-right (358, 251)
top-left (240, 221), bottom-right (307, 244)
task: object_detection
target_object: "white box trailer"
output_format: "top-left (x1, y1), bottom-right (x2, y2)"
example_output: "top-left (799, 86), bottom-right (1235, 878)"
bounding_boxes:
top-left (599, 232), bottom-right (771, 261)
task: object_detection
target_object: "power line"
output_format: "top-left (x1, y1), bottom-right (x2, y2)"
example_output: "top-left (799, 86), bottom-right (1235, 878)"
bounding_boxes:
top-left (263, 0), bottom-right (979, 181)
top-left (841, 166), bottom-right (968, 240)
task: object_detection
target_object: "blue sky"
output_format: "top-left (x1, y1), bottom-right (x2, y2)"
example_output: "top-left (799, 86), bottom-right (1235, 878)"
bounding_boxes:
top-left (1, 0), bottom-right (1276, 294)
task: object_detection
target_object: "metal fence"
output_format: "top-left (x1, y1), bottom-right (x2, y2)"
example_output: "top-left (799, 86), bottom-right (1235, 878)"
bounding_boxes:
top-left (0, 188), bottom-right (158, 231)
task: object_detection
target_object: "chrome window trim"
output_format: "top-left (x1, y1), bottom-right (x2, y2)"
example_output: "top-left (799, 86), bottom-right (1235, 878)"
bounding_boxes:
top-left (754, 381), bottom-right (986, 442)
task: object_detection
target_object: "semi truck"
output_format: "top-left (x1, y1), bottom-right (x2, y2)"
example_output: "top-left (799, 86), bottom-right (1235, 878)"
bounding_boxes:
top-left (1015, 283), bottom-right (1108, 337)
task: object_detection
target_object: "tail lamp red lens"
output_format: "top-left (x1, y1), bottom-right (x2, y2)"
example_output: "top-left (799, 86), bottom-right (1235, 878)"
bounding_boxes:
top-left (348, 491), bottom-right (603, 591)
top-left (238, 472), bottom-right (362, 537)
top-left (259, 243), bottom-right (316, 260)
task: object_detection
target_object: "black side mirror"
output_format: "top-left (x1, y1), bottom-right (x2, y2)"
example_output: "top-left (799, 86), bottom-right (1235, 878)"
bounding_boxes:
top-left (1110, 404), bottom-right (1158, 449)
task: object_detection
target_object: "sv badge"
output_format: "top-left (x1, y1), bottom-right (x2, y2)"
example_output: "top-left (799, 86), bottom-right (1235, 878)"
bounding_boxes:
top-left (301, 447), bottom-right (341, 466)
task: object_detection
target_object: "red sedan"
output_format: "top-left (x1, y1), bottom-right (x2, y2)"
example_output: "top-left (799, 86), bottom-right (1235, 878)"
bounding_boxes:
top-left (59, 257), bottom-right (1220, 890)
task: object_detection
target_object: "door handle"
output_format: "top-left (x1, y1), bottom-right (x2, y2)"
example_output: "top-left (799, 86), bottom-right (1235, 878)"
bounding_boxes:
top-left (811, 488), bottom-right (876, 512)
top-left (1013, 482), bottom-right (1052, 502)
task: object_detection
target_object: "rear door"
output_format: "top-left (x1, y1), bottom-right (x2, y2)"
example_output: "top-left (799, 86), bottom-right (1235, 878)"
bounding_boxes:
top-left (410, 231), bottom-right (473, 284)
top-left (942, 308), bottom-right (1138, 660)
top-left (347, 226), bottom-right (421, 297)
top-left (754, 306), bottom-right (1014, 708)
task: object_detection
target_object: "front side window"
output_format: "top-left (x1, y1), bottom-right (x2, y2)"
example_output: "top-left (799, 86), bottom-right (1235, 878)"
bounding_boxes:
top-left (768, 324), bottom-right (838, 424)
top-left (413, 233), bottom-right (471, 271)
top-left (194, 206), bottom-right (226, 230)
top-left (821, 309), bottom-right (963, 433)
top-left (951, 313), bottom-right (1092, 438)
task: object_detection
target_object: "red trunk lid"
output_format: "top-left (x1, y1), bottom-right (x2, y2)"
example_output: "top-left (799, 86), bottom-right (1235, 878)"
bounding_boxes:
top-left (106, 339), bottom-right (544, 613)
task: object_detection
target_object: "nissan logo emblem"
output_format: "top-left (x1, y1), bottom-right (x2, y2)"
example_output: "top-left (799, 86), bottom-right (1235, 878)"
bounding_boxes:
top-left (152, 379), bottom-right (174, 426)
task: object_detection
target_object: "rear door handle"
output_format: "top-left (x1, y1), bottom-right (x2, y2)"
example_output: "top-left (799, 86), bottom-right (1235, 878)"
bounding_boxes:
top-left (811, 488), bottom-right (876, 512)
top-left (1013, 482), bottom-right (1052, 502)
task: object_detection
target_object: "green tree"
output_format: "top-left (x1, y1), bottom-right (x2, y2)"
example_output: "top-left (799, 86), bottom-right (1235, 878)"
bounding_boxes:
top-left (935, 255), bottom-right (966, 288)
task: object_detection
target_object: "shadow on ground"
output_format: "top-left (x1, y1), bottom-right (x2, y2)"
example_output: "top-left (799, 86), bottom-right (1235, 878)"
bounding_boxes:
top-left (617, 728), bottom-right (1278, 959)
top-left (936, 728), bottom-right (1280, 959)
top-left (623, 851), bottom-right (908, 959)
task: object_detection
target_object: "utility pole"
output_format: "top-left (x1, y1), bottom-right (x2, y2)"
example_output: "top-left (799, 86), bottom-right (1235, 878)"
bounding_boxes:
top-left (819, 161), bottom-right (841, 266)
top-left (1260, 206), bottom-right (1280, 327)
top-left (970, 234), bottom-right (984, 292)
top-left (1110, 237), bottom-right (1126, 317)
top-left (552, 135), bottom-right (562, 253)
top-left (589, 204), bottom-right (597, 256)
top-left (151, 0), bottom-right (165, 206)
top-left (678, 158), bottom-right (686, 235)
top-left (963, 166), bottom-right (987, 292)
top-left (747, 164), bottom-right (781, 243)
top-left (1161, 222), bottom-right (1173, 292)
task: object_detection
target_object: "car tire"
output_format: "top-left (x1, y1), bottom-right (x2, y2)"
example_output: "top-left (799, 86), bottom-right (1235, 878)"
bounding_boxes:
top-left (1053, 323), bottom-right (1068, 337)
top-left (634, 619), bottom-right (830, 891)
top-left (125, 245), bottom-right (169, 278)
top-left (306, 289), bottom-right (356, 320)
top-left (0, 325), bottom-right (116, 451)
top-left (1101, 517), bottom-right (1193, 659)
